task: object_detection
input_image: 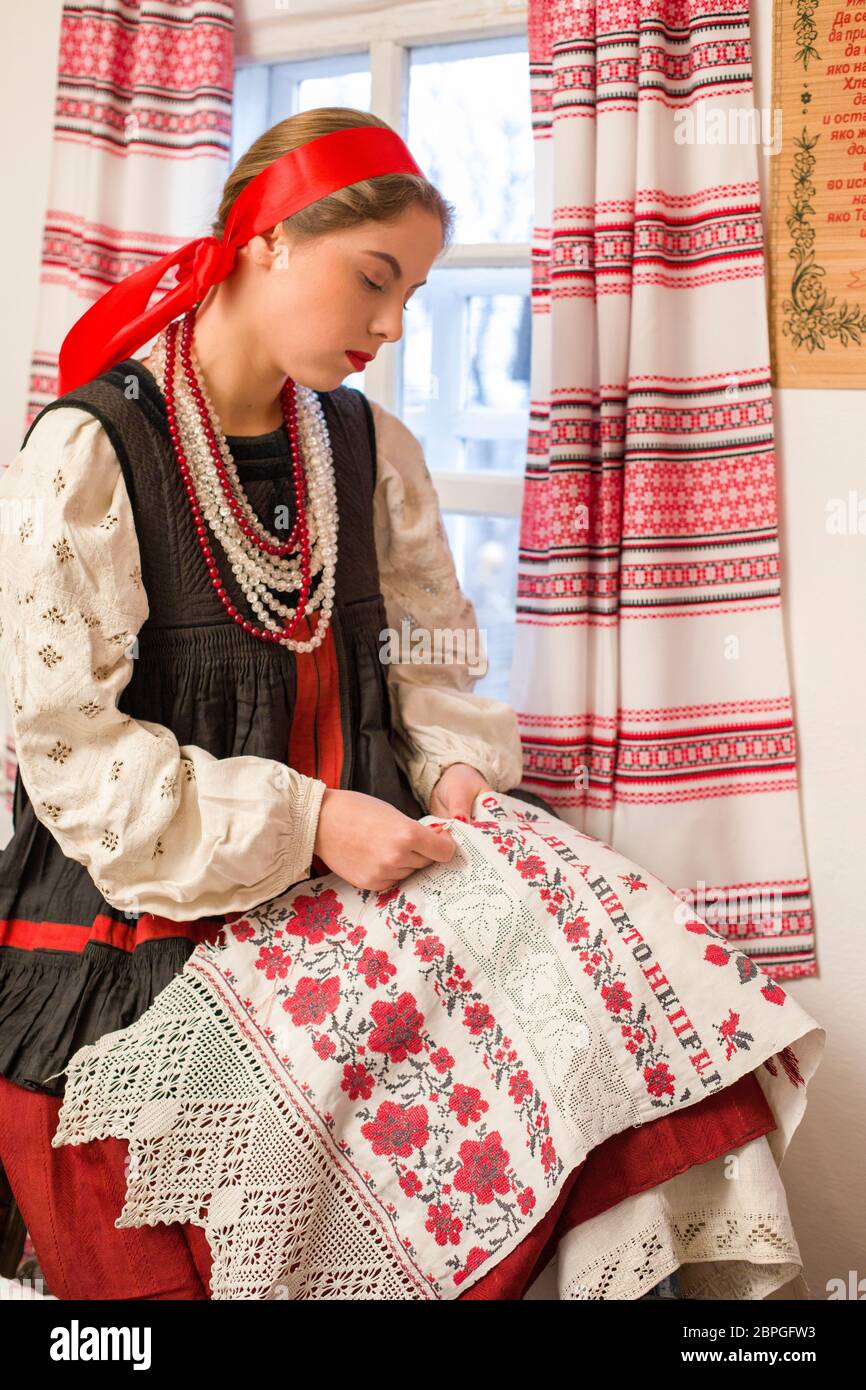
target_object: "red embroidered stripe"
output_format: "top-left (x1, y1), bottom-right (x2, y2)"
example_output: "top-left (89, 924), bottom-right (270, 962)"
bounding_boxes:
top-left (0, 913), bottom-right (224, 954)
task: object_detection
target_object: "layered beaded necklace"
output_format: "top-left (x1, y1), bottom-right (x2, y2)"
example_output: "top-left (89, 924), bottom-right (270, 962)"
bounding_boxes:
top-left (148, 305), bottom-right (338, 652)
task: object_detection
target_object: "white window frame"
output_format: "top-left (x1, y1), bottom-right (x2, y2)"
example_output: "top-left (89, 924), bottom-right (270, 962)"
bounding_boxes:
top-left (235, 0), bottom-right (530, 521)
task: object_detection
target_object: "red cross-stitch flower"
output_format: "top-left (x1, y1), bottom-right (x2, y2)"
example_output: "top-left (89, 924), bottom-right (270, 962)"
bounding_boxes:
top-left (509, 1069), bottom-right (533, 1103)
top-left (425, 1202), bottom-right (462, 1247)
top-left (448, 1083), bottom-right (489, 1127)
top-left (761, 981), bottom-right (786, 1006)
top-left (415, 934), bottom-right (444, 962)
top-left (399, 1170), bottom-right (423, 1197)
top-left (644, 1060), bottom-right (675, 1099)
top-left (453, 1246), bottom-right (489, 1286)
top-left (341, 1062), bottom-right (374, 1101)
top-left (356, 947), bottom-right (396, 989)
top-left (285, 889), bottom-right (345, 944)
top-left (601, 979), bottom-right (632, 1015)
top-left (563, 915), bottom-right (590, 943)
top-left (453, 1132), bottom-right (511, 1204)
top-left (255, 944), bottom-right (292, 980)
top-left (515, 854), bottom-right (545, 880)
top-left (282, 974), bottom-right (340, 1027)
top-left (368, 992), bottom-right (425, 1063)
top-left (361, 1100), bottom-right (429, 1158)
top-left (430, 1046), bottom-right (455, 1074)
top-left (463, 1000), bottom-right (494, 1035)
top-left (704, 944), bottom-right (731, 967)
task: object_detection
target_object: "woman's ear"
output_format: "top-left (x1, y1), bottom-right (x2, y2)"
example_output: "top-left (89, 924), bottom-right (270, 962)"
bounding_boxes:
top-left (244, 227), bottom-right (289, 272)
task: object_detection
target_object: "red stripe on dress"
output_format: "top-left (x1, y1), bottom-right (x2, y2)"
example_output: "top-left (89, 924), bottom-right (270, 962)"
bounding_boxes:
top-left (0, 913), bottom-right (224, 953)
top-left (287, 614), bottom-right (345, 878)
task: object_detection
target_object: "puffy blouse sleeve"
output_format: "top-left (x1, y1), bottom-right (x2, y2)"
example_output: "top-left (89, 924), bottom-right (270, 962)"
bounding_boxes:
top-left (0, 406), bottom-right (327, 921)
top-left (369, 399), bottom-right (524, 812)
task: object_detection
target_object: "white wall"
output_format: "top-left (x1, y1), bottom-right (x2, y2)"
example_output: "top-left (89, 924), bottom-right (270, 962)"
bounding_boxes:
top-left (750, 0), bottom-right (866, 1298)
top-left (0, 0), bottom-right (861, 1299)
top-left (0, 2), bottom-right (63, 461)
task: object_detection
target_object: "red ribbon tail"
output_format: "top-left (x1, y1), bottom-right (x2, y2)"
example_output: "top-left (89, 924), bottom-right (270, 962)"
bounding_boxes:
top-left (57, 240), bottom-right (201, 396)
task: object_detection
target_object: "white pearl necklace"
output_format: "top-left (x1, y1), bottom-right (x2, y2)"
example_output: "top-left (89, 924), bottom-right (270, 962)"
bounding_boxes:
top-left (149, 322), bottom-right (338, 653)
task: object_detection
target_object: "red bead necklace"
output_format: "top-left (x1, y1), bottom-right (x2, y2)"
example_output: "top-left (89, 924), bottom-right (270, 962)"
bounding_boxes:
top-left (163, 309), bottom-right (318, 646)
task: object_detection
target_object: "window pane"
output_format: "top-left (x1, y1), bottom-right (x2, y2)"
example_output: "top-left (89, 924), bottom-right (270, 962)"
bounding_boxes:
top-left (295, 69), bottom-right (371, 115)
top-left (461, 437), bottom-right (527, 474)
top-left (401, 266), bottom-right (530, 473)
top-left (408, 36), bottom-right (533, 244)
top-left (443, 512), bottom-right (518, 704)
top-left (463, 292), bottom-right (530, 412)
top-left (232, 55), bottom-right (371, 163)
top-left (401, 291), bottom-right (434, 412)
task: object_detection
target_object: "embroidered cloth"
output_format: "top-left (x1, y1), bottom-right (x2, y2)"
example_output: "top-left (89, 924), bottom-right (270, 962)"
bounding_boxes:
top-left (50, 792), bottom-right (824, 1299)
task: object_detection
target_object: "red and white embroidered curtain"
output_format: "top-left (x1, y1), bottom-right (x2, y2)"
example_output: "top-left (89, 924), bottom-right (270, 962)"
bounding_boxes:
top-left (1, 0), bottom-right (234, 840)
top-left (511, 0), bottom-right (816, 980)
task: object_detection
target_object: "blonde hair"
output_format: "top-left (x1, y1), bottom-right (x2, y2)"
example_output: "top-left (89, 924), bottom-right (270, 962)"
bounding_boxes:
top-left (212, 106), bottom-right (456, 254)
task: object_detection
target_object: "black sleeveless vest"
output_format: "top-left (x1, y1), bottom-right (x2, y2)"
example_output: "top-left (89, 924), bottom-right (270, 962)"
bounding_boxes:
top-left (0, 359), bottom-right (424, 1095)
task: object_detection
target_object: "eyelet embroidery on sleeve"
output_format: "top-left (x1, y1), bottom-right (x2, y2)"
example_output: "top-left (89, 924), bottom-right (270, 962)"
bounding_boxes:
top-left (109, 760), bottom-right (123, 781)
top-left (129, 565), bottom-right (143, 589)
top-left (181, 759), bottom-right (196, 782)
top-left (41, 802), bottom-right (62, 821)
top-left (78, 700), bottom-right (102, 718)
top-left (101, 830), bottom-right (119, 851)
top-left (37, 644), bottom-right (63, 668)
top-left (41, 605), bottom-right (67, 626)
top-left (18, 519), bottom-right (34, 544)
top-left (47, 739), bottom-right (72, 764)
top-left (92, 665), bottom-right (112, 681)
top-left (153, 836), bottom-right (164, 858)
top-left (52, 468), bottom-right (66, 497)
top-left (52, 538), bottom-right (74, 564)
top-left (160, 774), bottom-right (177, 799)
top-left (98, 514), bottom-right (119, 531)
top-left (81, 611), bottom-right (101, 630)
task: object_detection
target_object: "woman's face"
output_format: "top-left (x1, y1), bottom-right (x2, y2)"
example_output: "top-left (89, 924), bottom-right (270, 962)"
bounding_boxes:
top-left (240, 204), bottom-right (445, 392)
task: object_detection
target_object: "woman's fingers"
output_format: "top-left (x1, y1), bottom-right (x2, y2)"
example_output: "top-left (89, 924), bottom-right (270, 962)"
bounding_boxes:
top-left (412, 823), bottom-right (458, 862)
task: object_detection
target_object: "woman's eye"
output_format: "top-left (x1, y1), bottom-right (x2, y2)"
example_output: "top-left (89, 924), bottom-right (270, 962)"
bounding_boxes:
top-left (361, 273), bottom-right (411, 312)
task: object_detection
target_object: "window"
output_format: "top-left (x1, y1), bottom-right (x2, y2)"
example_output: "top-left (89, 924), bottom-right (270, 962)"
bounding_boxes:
top-left (234, 5), bottom-right (531, 700)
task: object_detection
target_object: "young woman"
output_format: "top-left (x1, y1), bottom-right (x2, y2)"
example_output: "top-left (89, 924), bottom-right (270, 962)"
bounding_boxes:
top-left (0, 109), bottom-right (821, 1301)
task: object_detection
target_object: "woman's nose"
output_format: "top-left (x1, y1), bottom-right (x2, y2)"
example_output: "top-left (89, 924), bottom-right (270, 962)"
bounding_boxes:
top-left (371, 307), bottom-right (406, 344)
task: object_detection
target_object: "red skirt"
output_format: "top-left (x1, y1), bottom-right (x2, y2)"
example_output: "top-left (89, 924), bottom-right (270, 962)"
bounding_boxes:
top-left (0, 1067), bottom-right (775, 1300)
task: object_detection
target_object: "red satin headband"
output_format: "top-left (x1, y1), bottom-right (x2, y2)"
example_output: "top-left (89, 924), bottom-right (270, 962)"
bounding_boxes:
top-left (57, 125), bottom-right (425, 396)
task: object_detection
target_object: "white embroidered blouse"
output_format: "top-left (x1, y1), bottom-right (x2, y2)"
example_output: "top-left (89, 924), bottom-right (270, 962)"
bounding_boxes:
top-left (0, 392), bottom-right (524, 921)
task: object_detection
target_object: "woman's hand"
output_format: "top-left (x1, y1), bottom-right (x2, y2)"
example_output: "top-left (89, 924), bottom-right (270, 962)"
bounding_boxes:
top-left (428, 763), bottom-right (494, 820)
top-left (312, 788), bottom-right (457, 893)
